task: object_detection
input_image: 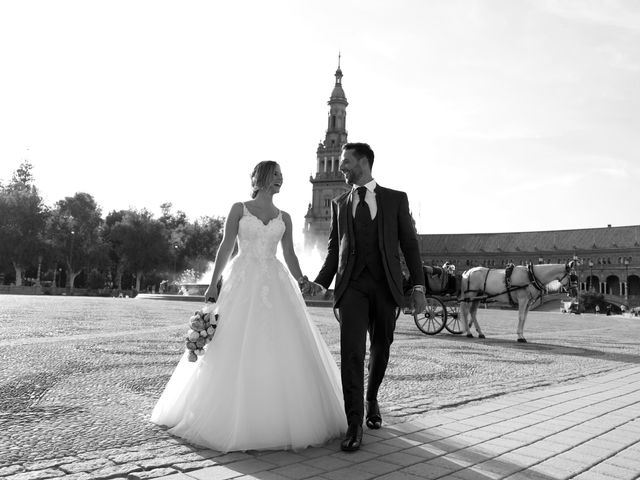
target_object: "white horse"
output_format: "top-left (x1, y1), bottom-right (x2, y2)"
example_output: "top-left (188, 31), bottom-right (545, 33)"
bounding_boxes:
top-left (459, 261), bottom-right (578, 343)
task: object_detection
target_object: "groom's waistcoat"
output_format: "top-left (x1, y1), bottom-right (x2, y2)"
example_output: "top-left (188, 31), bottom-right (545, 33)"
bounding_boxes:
top-left (352, 209), bottom-right (385, 280)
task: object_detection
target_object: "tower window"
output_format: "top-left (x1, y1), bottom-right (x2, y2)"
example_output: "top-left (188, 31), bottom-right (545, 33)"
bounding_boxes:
top-left (332, 116), bottom-right (336, 129)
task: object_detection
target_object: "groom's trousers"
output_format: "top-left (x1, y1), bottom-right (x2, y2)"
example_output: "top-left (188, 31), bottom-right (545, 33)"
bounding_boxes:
top-left (338, 268), bottom-right (397, 426)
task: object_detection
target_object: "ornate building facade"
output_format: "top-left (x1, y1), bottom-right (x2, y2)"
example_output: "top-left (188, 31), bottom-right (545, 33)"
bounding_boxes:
top-left (419, 225), bottom-right (640, 307)
top-left (304, 58), bottom-right (351, 253)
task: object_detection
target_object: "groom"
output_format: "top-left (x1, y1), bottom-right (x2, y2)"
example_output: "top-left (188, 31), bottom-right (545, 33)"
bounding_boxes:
top-left (310, 142), bottom-right (426, 452)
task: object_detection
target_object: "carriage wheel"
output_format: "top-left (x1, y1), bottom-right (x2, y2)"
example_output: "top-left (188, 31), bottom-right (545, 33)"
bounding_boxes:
top-left (414, 296), bottom-right (446, 335)
top-left (334, 306), bottom-right (400, 322)
top-left (444, 303), bottom-right (464, 334)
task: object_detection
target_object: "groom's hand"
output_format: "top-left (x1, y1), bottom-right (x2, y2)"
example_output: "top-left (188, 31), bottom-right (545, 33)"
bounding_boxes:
top-left (411, 286), bottom-right (427, 313)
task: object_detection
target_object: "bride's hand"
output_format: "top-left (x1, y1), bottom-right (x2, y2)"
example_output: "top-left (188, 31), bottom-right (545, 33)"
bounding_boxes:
top-left (204, 283), bottom-right (218, 303)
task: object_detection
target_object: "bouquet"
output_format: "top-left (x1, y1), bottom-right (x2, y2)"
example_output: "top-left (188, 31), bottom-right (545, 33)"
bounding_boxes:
top-left (185, 303), bottom-right (219, 362)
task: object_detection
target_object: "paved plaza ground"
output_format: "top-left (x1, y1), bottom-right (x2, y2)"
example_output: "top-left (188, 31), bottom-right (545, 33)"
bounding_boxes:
top-left (1, 295), bottom-right (639, 479)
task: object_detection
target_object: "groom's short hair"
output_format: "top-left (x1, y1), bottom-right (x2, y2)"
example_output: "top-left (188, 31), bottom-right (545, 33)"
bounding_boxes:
top-left (343, 142), bottom-right (374, 169)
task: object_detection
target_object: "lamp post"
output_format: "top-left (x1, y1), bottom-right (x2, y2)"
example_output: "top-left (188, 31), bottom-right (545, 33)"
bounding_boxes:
top-left (173, 244), bottom-right (179, 280)
top-left (573, 254), bottom-right (580, 306)
top-left (624, 258), bottom-right (630, 307)
top-left (35, 255), bottom-right (42, 287)
top-left (69, 230), bottom-right (75, 288)
top-left (588, 260), bottom-right (594, 292)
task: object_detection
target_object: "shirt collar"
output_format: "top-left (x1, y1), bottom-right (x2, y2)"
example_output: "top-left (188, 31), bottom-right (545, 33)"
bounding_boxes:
top-left (353, 179), bottom-right (377, 194)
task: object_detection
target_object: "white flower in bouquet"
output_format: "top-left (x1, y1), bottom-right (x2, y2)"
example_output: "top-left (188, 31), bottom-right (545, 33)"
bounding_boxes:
top-left (185, 303), bottom-right (220, 362)
top-left (190, 317), bottom-right (205, 331)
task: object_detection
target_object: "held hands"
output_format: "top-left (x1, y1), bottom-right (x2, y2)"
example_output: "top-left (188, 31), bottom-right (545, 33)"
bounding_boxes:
top-left (306, 281), bottom-right (326, 296)
top-left (298, 275), bottom-right (326, 297)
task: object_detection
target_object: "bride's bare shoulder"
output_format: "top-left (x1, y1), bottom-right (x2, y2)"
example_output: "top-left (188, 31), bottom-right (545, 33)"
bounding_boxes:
top-left (280, 210), bottom-right (292, 224)
top-left (227, 202), bottom-right (245, 218)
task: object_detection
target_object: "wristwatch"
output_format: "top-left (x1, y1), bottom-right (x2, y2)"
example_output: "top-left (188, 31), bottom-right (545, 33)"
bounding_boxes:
top-left (412, 285), bottom-right (425, 294)
top-left (297, 275), bottom-right (308, 285)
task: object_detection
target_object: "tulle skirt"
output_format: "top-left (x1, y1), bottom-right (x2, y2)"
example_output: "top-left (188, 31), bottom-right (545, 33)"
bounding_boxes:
top-left (151, 254), bottom-right (345, 452)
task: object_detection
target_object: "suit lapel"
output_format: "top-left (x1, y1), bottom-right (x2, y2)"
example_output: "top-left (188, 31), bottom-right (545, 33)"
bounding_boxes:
top-left (337, 191), bottom-right (353, 242)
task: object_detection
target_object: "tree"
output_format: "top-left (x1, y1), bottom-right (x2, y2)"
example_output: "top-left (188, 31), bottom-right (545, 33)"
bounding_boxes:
top-left (0, 162), bottom-right (48, 286)
top-left (181, 216), bottom-right (225, 280)
top-left (109, 209), bottom-right (169, 291)
top-left (47, 193), bottom-right (105, 289)
top-left (103, 209), bottom-right (128, 290)
top-left (159, 202), bottom-right (189, 278)
top-left (159, 202), bottom-right (188, 231)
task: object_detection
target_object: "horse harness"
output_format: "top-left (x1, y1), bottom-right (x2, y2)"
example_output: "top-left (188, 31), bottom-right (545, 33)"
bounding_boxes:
top-left (466, 262), bottom-right (566, 306)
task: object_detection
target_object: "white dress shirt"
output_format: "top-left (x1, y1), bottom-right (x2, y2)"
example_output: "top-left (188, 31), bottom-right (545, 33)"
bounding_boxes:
top-left (351, 179), bottom-right (377, 220)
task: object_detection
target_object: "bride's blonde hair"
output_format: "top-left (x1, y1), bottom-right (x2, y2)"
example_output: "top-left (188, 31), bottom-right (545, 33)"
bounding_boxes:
top-left (250, 161), bottom-right (278, 198)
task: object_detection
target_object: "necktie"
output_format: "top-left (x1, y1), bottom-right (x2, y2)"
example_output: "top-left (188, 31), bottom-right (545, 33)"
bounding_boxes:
top-left (355, 186), bottom-right (371, 225)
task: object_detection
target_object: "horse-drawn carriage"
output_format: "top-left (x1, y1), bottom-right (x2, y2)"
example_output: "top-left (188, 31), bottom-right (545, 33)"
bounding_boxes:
top-left (333, 260), bottom-right (579, 343)
top-left (406, 263), bottom-right (466, 336)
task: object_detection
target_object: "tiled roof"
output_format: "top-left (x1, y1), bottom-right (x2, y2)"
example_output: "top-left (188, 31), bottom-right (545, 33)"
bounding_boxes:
top-left (419, 225), bottom-right (640, 254)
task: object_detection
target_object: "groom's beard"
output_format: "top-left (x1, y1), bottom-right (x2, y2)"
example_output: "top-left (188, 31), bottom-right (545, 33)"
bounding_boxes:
top-left (342, 170), bottom-right (358, 186)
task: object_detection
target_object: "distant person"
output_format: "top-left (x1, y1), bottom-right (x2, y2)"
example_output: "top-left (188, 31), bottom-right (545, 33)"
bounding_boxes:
top-left (595, 305), bottom-right (600, 315)
top-left (151, 160), bottom-right (344, 452)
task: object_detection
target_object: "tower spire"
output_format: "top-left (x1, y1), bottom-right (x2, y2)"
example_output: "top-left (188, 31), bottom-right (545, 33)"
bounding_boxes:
top-left (304, 59), bottom-right (351, 253)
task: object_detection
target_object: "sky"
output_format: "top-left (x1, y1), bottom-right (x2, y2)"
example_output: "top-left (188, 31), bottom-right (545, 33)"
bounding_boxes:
top-left (1, 0), bottom-right (639, 242)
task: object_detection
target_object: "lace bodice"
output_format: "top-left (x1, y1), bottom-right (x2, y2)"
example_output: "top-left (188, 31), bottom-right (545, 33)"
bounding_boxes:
top-left (237, 204), bottom-right (285, 259)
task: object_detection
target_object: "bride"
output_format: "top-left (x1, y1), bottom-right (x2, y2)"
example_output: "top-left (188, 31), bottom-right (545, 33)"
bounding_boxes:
top-left (151, 161), bottom-right (345, 452)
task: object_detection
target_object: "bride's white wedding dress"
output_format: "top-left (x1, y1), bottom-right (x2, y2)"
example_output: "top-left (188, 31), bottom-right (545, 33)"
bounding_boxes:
top-left (151, 204), bottom-right (345, 452)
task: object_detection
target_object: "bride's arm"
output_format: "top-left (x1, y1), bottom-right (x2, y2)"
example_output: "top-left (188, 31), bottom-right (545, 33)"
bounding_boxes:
top-left (280, 211), bottom-right (305, 282)
top-left (205, 202), bottom-right (243, 300)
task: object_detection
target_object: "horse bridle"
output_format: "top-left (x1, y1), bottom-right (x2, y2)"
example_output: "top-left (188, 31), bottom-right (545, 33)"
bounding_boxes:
top-left (529, 261), bottom-right (578, 297)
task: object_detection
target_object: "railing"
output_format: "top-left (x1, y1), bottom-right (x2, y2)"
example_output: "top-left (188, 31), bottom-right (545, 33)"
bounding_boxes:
top-left (0, 285), bottom-right (137, 297)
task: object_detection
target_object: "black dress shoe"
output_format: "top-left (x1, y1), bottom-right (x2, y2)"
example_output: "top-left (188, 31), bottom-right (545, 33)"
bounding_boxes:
top-left (340, 423), bottom-right (363, 452)
top-left (365, 399), bottom-right (382, 430)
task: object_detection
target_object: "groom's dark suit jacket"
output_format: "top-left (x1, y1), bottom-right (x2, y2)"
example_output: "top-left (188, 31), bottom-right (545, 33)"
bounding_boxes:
top-left (315, 184), bottom-right (425, 307)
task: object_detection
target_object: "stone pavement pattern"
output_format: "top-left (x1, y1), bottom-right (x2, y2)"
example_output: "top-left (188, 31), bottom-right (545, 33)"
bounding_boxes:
top-left (3, 366), bottom-right (639, 480)
top-left (2, 296), bottom-right (640, 479)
